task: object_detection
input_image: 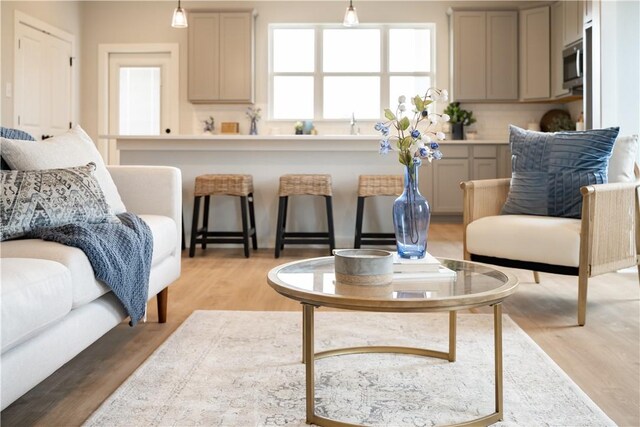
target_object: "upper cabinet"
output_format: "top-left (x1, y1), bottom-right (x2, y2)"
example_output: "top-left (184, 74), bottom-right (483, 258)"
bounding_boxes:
top-left (563, 1), bottom-right (584, 46)
top-left (520, 6), bottom-right (550, 100)
top-left (452, 11), bottom-right (518, 101)
top-left (188, 11), bottom-right (255, 104)
top-left (551, 2), bottom-right (571, 98)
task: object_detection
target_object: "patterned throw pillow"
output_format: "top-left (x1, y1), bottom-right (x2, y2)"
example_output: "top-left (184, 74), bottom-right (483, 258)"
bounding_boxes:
top-left (1, 163), bottom-right (118, 241)
top-left (501, 125), bottom-right (619, 218)
top-left (0, 127), bottom-right (36, 170)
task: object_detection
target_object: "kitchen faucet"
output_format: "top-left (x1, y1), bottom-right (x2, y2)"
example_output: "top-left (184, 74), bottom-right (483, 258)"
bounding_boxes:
top-left (350, 112), bottom-right (359, 135)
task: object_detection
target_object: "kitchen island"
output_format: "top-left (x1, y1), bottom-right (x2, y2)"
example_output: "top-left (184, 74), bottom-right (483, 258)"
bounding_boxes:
top-left (109, 135), bottom-right (509, 249)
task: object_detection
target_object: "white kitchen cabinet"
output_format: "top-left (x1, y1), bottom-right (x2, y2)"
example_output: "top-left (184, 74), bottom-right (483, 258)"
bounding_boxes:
top-left (472, 158), bottom-right (498, 181)
top-left (471, 145), bottom-right (498, 180)
top-left (497, 146), bottom-right (512, 178)
top-left (453, 11), bottom-right (518, 101)
top-left (520, 6), bottom-right (550, 100)
top-left (551, 2), bottom-right (571, 98)
top-left (453, 11), bottom-right (486, 101)
top-left (564, 1), bottom-right (584, 46)
top-left (486, 11), bottom-right (519, 100)
top-left (188, 11), bottom-right (255, 103)
top-left (432, 159), bottom-right (470, 213)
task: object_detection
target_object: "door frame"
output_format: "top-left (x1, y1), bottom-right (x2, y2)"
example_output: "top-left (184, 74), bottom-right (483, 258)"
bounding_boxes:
top-left (98, 43), bottom-right (179, 164)
top-left (14, 11), bottom-right (76, 133)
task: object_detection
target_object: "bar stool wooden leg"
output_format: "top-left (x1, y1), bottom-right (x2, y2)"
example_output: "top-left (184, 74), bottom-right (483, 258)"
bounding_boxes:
top-left (280, 196), bottom-right (289, 251)
top-left (325, 196), bottom-right (336, 253)
top-left (275, 196), bottom-right (287, 258)
top-left (240, 196), bottom-right (250, 258)
top-left (354, 196), bottom-right (365, 249)
top-left (181, 213), bottom-right (186, 251)
top-left (201, 195), bottom-right (211, 250)
top-left (189, 196), bottom-right (201, 258)
top-left (248, 192), bottom-right (258, 250)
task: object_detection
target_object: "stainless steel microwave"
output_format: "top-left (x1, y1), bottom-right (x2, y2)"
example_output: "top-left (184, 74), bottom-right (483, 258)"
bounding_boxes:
top-left (563, 40), bottom-right (583, 89)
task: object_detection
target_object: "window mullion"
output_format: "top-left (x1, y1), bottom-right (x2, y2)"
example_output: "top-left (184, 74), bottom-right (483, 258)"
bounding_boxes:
top-left (314, 27), bottom-right (322, 121)
top-left (381, 26), bottom-right (390, 116)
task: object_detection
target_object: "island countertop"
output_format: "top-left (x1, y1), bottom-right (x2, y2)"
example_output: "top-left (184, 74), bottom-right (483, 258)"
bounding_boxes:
top-left (108, 134), bottom-right (510, 249)
top-left (103, 134), bottom-right (508, 152)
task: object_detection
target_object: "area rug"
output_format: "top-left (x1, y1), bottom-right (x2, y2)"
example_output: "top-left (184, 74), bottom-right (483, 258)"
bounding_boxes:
top-left (85, 311), bottom-right (614, 426)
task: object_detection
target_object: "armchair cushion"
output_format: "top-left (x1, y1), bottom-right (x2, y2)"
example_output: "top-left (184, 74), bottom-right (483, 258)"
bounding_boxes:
top-left (501, 126), bottom-right (619, 218)
top-left (466, 215), bottom-right (582, 267)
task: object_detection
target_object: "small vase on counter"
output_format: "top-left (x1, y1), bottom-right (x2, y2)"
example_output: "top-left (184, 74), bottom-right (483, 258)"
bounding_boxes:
top-left (451, 123), bottom-right (464, 140)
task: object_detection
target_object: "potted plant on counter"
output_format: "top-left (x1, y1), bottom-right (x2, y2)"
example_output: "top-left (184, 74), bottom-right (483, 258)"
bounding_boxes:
top-left (443, 102), bottom-right (476, 140)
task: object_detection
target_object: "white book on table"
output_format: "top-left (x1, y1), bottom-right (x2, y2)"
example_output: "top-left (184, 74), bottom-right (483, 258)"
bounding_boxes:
top-left (393, 265), bottom-right (457, 283)
top-left (392, 251), bottom-right (441, 273)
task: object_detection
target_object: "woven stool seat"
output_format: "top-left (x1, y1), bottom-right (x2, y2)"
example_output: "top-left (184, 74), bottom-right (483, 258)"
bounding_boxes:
top-left (279, 174), bottom-right (332, 197)
top-left (195, 174), bottom-right (253, 197)
top-left (357, 175), bottom-right (403, 197)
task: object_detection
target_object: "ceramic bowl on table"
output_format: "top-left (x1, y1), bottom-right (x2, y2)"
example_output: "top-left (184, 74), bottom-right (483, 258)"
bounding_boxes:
top-left (333, 249), bottom-right (394, 286)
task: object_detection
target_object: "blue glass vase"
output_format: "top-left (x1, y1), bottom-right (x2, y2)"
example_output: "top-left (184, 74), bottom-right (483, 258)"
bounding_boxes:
top-left (393, 163), bottom-right (431, 259)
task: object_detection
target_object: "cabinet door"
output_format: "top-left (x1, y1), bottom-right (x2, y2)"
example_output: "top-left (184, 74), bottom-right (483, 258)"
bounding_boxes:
top-left (486, 11), bottom-right (518, 100)
top-left (188, 13), bottom-right (220, 102)
top-left (453, 11), bottom-right (486, 101)
top-left (520, 6), bottom-right (550, 100)
top-left (472, 158), bottom-right (498, 180)
top-left (432, 159), bottom-right (470, 213)
top-left (551, 2), bottom-right (571, 97)
top-left (219, 13), bottom-right (253, 102)
top-left (563, 1), bottom-right (583, 46)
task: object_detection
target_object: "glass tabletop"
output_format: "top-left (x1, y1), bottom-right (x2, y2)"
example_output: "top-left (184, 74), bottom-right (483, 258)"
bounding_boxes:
top-left (267, 257), bottom-right (519, 312)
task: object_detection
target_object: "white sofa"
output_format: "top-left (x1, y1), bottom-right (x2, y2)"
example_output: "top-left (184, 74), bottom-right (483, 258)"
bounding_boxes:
top-left (0, 165), bottom-right (182, 410)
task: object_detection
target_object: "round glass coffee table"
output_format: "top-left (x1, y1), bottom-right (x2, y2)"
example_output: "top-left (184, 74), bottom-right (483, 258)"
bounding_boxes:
top-left (267, 257), bottom-right (519, 427)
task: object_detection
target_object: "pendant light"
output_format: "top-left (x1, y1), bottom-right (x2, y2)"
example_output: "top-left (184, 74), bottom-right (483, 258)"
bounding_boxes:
top-left (171, 0), bottom-right (188, 28)
top-left (343, 0), bottom-right (359, 27)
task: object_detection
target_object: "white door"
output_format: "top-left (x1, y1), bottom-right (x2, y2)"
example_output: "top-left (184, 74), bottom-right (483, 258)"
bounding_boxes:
top-left (107, 52), bottom-right (175, 164)
top-left (15, 22), bottom-right (72, 139)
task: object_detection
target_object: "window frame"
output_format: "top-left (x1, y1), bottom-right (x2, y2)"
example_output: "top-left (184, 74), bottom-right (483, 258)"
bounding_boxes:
top-left (268, 23), bottom-right (436, 122)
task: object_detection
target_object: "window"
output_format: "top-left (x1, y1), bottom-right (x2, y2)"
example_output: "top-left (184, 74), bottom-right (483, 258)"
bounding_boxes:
top-left (118, 67), bottom-right (161, 135)
top-left (269, 24), bottom-right (435, 120)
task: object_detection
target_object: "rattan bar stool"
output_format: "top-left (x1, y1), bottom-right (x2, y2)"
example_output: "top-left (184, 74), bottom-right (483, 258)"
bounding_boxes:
top-left (354, 174), bottom-right (403, 248)
top-left (274, 174), bottom-right (335, 258)
top-left (189, 174), bottom-right (257, 258)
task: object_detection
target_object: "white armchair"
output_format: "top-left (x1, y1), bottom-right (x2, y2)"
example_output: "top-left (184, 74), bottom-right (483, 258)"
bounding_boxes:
top-left (460, 160), bottom-right (639, 326)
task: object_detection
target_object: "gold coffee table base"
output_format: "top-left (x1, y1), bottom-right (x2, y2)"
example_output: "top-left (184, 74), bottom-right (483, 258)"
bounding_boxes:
top-left (302, 304), bottom-right (504, 427)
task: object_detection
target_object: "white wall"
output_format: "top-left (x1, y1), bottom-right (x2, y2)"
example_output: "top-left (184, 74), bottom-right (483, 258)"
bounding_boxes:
top-left (4, 1), bottom-right (635, 142)
top-left (0, 1), bottom-right (82, 128)
top-left (599, 0), bottom-right (640, 137)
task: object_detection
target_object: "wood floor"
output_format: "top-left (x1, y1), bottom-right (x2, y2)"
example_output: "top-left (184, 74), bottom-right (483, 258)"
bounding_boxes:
top-left (2, 224), bottom-right (639, 426)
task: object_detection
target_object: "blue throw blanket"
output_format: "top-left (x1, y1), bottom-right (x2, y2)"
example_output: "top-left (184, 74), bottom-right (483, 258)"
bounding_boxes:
top-left (29, 213), bottom-right (153, 326)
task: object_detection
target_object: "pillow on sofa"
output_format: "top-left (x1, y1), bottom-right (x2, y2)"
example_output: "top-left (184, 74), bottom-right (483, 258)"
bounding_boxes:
top-left (1, 163), bottom-right (118, 241)
top-left (502, 125), bottom-right (619, 218)
top-left (608, 135), bottom-right (639, 183)
top-left (0, 125), bottom-right (126, 214)
top-left (0, 127), bottom-right (36, 170)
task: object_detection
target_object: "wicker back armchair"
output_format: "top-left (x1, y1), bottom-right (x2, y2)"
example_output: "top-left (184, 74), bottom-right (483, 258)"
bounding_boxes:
top-left (460, 164), bottom-right (639, 326)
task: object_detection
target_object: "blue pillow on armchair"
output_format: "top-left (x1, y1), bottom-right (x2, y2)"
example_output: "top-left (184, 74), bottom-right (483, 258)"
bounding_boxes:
top-left (501, 125), bottom-right (619, 218)
top-left (0, 127), bottom-right (36, 170)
